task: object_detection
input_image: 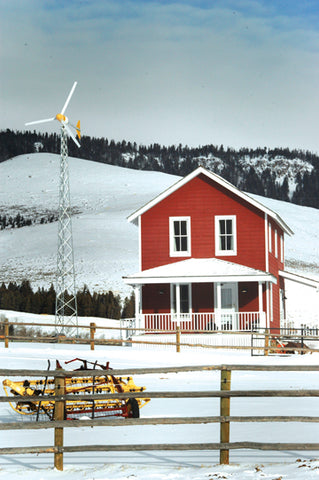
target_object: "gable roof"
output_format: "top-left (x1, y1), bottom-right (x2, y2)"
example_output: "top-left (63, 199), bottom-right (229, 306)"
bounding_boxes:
top-left (127, 166), bottom-right (293, 235)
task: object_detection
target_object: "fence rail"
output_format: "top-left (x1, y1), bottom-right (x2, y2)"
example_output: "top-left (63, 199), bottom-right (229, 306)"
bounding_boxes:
top-left (1, 318), bottom-right (319, 354)
top-left (0, 365), bottom-right (319, 470)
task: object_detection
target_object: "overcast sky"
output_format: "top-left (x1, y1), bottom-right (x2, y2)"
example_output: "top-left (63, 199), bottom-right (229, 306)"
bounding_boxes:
top-left (1, 0), bottom-right (319, 152)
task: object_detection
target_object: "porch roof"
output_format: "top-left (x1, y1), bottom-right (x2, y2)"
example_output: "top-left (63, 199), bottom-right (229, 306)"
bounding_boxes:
top-left (123, 258), bottom-right (277, 285)
top-left (279, 270), bottom-right (319, 289)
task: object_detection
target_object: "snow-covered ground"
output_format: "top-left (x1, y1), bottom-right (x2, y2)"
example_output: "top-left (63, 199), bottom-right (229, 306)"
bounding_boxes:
top-left (0, 343), bottom-right (319, 479)
top-left (0, 153), bottom-right (176, 296)
top-left (0, 309), bottom-right (124, 340)
top-left (1, 153), bottom-right (318, 325)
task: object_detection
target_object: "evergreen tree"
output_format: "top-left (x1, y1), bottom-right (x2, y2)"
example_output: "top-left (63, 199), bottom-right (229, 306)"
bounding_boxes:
top-left (121, 293), bottom-right (135, 319)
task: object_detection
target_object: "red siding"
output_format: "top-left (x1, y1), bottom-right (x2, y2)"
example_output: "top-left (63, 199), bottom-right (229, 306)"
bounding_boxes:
top-left (272, 283), bottom-right (280, 330)
top-left (141, 174), bottom-right (266, 271)
top-left (138, 172), bottom-right (287, 328)
top-left (266, 219), bottom-right (284, 329)
top-left (238, 282), bottom-right (259, 312)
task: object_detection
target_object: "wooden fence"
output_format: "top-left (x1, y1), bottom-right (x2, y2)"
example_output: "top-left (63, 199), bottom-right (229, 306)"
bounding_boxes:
top-left (0, 364), bottom-right (319, 470)
top-left (1, 317), bottom-right (319, 354)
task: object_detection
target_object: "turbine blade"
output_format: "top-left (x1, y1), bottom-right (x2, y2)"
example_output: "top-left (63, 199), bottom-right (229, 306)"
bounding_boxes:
top-left (61, 81), bottom-right (77, 115)
top-left (25, 117), bottom-right (55, 126)
top-left (63, 122), bottom-right (80, 148)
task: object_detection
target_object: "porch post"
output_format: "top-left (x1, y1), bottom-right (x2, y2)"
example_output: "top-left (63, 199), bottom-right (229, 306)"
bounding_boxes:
top-left (176, 283), bottom-right (181, 326)
top-left (216, 282), bottom-right (221, 330)
top-left (258, 281), bottom-right (266, 329)
top-left (134, 285), bottom-right (143, 329)
top-left (265, 281), bottom-right (270, 329)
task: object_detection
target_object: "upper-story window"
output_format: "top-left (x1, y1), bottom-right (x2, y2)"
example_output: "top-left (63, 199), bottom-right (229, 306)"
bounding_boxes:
top-left (215, 215), bottom-right (237, 256)
top-left (169, 217), bottom-right (191, 257)
top-left (280, 234), bottom-right (284, 263)
top-left (274, 229), bottom-right (278, 258)
top-left (268, 222), bottom-right (272, 253)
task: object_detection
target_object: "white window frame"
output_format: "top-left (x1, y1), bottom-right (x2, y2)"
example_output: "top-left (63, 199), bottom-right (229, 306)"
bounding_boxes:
top-left (215, 215), bottom-right (237, 256)
top-left (274, 229), bottom-right (278, 258)
top-left (169, 216), bottom-right (191, 257)
top-left (280, 234), bottom-right (284, 263)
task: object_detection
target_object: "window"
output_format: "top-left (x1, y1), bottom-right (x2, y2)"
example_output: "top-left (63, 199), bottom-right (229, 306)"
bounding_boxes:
top-left (215, 216), bottom-right (237, 256)
top-left (280, 234), bottom-right (284, 263)
top-left (274, 229), bottom-right (278, 258)
top-left (169, 217), bottom-right (191, 256)
top-left (268, 223), bottom-right (272, 253)
top-left (171, 284), bottom-right (191, 314)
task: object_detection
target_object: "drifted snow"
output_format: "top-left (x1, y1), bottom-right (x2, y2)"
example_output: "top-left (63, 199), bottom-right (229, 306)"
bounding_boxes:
top-left (0, 344), bottom-right (319, 479)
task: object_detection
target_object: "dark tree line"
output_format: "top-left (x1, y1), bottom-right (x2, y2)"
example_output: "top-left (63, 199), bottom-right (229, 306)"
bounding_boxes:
top-left (0, 213), bottom-right (58, 230)
top-left (0, 281), bottom-right (135, 320)
top-left (0, 214), bottom-right (32, 230)
top-left (1, 129), bottom-right (319, 208)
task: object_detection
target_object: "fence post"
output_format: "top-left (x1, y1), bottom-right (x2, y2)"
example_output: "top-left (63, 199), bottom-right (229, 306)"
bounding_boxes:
top-left (301, 328), bottom-right (304, 355)
top-left (220, 368), bottom-right (231, 465)
top-left (54, 366), bottom-right (65, 471)
top-left (90, 322), bottom-right (96, 351)
top-left (4, 318), bottom-right (9, 348)
top-left (176, 325), bottom-right (181, 353)
top-left (264, 328), bottom-right (269, 356)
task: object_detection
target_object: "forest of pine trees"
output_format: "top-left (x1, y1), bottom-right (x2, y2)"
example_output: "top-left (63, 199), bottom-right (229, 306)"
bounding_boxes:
top-left (1, 129), bottom-right (319, 209)
top-left (0, 281), bottom-right (135, 319)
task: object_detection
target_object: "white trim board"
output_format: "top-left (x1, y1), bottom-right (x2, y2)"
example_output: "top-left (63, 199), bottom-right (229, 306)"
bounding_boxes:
top-left (279, 270), bottom-right (319, 289)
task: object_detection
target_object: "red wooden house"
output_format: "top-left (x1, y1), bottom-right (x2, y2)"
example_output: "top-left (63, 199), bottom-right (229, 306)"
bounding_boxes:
top-left (123, 166), bottom-right (294, 332)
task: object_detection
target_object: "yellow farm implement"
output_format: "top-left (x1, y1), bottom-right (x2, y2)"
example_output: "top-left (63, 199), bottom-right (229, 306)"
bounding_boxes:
top-left (3, 358), bottom-right (150, 420)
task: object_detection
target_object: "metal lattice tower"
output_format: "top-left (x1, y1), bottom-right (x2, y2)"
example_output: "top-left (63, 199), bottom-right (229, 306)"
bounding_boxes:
top-left (55, 126), bottom-right (78, 336)
top-left (25, 81), bottom-right (81, 337)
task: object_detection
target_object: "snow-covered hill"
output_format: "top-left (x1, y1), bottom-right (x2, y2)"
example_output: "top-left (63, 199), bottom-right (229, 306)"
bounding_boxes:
top-left (0, 153), bottom-right (318, 303)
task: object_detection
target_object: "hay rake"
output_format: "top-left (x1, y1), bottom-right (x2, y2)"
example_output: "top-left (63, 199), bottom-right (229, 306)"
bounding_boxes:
top-left (3, 358), bottom-right (150, 420)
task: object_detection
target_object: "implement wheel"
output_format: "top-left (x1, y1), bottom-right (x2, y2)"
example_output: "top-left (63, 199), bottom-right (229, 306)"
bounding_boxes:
top-left (127, 398), bottom-right (139, 418)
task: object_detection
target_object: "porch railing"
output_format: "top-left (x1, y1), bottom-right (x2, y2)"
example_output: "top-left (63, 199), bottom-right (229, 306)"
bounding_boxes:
top-left (139, 312), bottom-right (264, 332)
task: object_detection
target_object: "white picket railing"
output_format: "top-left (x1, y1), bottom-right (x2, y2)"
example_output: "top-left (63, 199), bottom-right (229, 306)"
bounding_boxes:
top-left (138, 311), bottom-right (263, 332)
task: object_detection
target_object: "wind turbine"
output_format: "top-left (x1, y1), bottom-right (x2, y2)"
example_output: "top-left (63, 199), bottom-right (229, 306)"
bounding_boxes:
top-left (25, 81), bottom-right (81, 337)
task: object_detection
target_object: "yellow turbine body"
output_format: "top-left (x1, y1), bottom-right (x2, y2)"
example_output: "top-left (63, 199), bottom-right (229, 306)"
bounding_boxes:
top-left (55, 113), bottom-right (67, 123)
top-left (54, 114), bottom-right (81, 140)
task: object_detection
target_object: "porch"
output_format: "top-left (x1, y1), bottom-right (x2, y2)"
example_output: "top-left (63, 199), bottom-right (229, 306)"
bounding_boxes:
top-left (124, 257), bottom-right (277, 333)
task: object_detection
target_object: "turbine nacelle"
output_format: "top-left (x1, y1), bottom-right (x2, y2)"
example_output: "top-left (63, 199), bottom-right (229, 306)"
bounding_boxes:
top-left (56, 113), bottom-right (68, 123)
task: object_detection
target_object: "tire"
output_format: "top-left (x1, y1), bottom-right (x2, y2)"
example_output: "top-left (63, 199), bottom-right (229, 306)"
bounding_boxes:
top-left (127, 398), bottom-right (139, 418)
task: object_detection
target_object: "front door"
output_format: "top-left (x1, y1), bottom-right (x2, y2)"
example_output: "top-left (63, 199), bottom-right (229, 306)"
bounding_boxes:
top-left (215, 283), bottom-right (238, 330)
